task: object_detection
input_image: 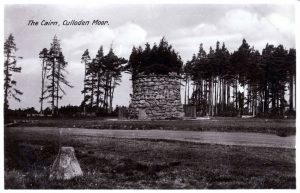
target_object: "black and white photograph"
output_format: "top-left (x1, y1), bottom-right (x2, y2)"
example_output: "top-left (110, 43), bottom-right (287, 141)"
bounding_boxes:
top-left (3, 0), bottom-right (297, 189)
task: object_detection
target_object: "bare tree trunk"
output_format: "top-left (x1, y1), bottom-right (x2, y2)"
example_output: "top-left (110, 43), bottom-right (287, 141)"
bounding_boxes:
top-left (56, 59), bottom-right (60, 116)
top-left (214, 77), bottom-right (217, 116)
top-left (184, 76), bottom-right (187, 105)
top-left (40, 60), bottom-right (46, 114)
top-left (264, 85), bottom-right (269, 114)
top-left (219, 78), bottom-right (221, 113)
top-left (187, 78), bottom-right (190, 104)
top-left (110, 80), bottom-right (116, 114)
top-left (83, 63), bottom-right (87, 115)
top-left (91, 75), bottom-right (95, 109)
top-left (199, 80), bottom-right (203, 113)
top-left (227, 81), bottom-right (230, 110)
top-left (289, 74), bottom-right (294, 111)
top-left (208, 78), bottom-right (212, 116)
top-left (251, 85), bottom-right (256, 116)
top-left (205, 80), bottom-right (208, 115)
top-left (51, 58), bottom-right (55, 115)
top-left (294, 75), bottom-right (296, 111)
top-left (222, 78), bottom-right (226, 113)
top-left (235, 78), bottom-right (238, 111)
top-left (192, 83), bottom-right (195, 103)
top-left (96, 72), bottom-right (101, 108)
top-left (4, 53), bottom-right (10, 110)
top-left (104, 74), bottom-right (109, 112)
top-left (108, 79), bottom-right (113, 113)
top-left (247, 85), bottom-right (251, 115)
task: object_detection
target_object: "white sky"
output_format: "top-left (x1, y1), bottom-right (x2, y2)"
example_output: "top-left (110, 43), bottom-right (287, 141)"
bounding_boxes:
top-left (4, 4), bottom-right (295, 110)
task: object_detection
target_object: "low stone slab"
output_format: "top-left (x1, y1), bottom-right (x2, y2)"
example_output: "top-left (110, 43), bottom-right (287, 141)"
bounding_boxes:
top-left (49, 146), bottom-right (83, 180)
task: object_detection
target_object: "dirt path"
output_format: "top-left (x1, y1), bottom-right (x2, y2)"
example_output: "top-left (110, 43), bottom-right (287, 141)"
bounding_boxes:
top-left (8, 127), bottom-right (295, 149)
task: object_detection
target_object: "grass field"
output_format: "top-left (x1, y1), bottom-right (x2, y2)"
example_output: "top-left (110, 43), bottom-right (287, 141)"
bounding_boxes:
top-left (4, 119), bottom-right (296, 189)
top-left (6, 117), bottom-right (296, 136)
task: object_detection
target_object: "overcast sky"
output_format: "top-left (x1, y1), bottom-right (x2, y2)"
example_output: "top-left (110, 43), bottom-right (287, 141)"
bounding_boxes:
top-left (4, 4), bottom-right (295, 110)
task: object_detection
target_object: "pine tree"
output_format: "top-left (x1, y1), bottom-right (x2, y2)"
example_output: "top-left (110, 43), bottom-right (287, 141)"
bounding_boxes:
top-left (102, 48), bottom-right (127, 113)
top-left (94, 46), bottom-right (105, 108)
top-left (81, 49), bottom-right (91, 113)
top-left (39, 48), bottom-right (49, 114)
top-left (44, 35), bottom-right (72, 116)
top-left (4, 34), bottom-right (23, 110)
top-left (230, 39), bottom-right (252, 116)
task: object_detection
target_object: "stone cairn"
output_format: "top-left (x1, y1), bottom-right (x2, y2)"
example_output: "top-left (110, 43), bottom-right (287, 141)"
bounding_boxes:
top-left (129, 73), bottom-right (184, 120)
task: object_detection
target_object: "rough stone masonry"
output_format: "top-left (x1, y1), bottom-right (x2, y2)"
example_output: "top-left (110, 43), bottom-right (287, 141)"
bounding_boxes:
top-left (129, 73), bottom-right (184, 120)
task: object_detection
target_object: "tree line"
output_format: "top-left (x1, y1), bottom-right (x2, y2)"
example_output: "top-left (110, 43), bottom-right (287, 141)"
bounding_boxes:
top-left (81, 47), bottom-right (127, 114)
top-left (4, 34), bottom-right (296, 118)
top-left (4, 34), bottom-right (128, 116)
top-left (184, 39), bottom-right (296, 118)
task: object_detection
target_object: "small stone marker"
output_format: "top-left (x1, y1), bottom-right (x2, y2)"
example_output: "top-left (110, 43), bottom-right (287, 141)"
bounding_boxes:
top-left (49, 146), bottom-right (83, 180)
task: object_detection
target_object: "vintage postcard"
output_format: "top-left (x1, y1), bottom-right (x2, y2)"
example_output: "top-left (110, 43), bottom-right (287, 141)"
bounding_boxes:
top-left (2, 0), bottom-right (297, 190)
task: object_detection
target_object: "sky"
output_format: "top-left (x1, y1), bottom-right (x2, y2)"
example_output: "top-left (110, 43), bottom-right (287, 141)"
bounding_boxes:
top-left (4, 4), bottom-right (296, 110)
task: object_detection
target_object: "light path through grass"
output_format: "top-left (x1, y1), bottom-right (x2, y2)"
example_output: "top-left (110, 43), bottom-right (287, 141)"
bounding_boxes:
top-left (9, 127), bottom-right (295, 149)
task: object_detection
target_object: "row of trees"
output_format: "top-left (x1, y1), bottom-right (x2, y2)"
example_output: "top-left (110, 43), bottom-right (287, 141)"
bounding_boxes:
top-left (184, 39), bottom-right (296, 117)
top-left (4, 34), bottom-right (128, 116)
top-left (5, 35), bottom-right (74, 116)
top-left (81, 47), bottom-right (127, 114)
top-left (4, 34), bottom-right (296, 118)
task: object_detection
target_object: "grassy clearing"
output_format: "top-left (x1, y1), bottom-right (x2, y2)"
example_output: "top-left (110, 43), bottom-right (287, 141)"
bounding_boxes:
top-left (6, 117), bottom-right (296, 136)
top-left (5, 127), bottom-right (295, 189)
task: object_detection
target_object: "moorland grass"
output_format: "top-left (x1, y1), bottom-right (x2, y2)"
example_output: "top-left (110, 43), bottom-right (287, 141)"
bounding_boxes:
top-left (4, 127), bottom-right (295, 189)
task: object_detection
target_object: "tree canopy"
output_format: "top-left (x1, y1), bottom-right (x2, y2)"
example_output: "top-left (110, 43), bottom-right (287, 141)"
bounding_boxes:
top-left (125, 37), bottom-right (183, 79)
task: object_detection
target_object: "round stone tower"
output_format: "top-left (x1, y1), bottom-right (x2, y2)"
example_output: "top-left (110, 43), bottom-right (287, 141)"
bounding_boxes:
top-left (128, 73), bottom-right (184, 120)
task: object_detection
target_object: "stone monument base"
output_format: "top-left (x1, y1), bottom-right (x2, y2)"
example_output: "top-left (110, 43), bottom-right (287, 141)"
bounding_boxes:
top-left (129, 73), bottom-right (184, 120)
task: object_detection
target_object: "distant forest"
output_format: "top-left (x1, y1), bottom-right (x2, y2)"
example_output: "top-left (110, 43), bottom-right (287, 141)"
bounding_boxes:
top-left (4, 34), bottom-right (296, 118)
